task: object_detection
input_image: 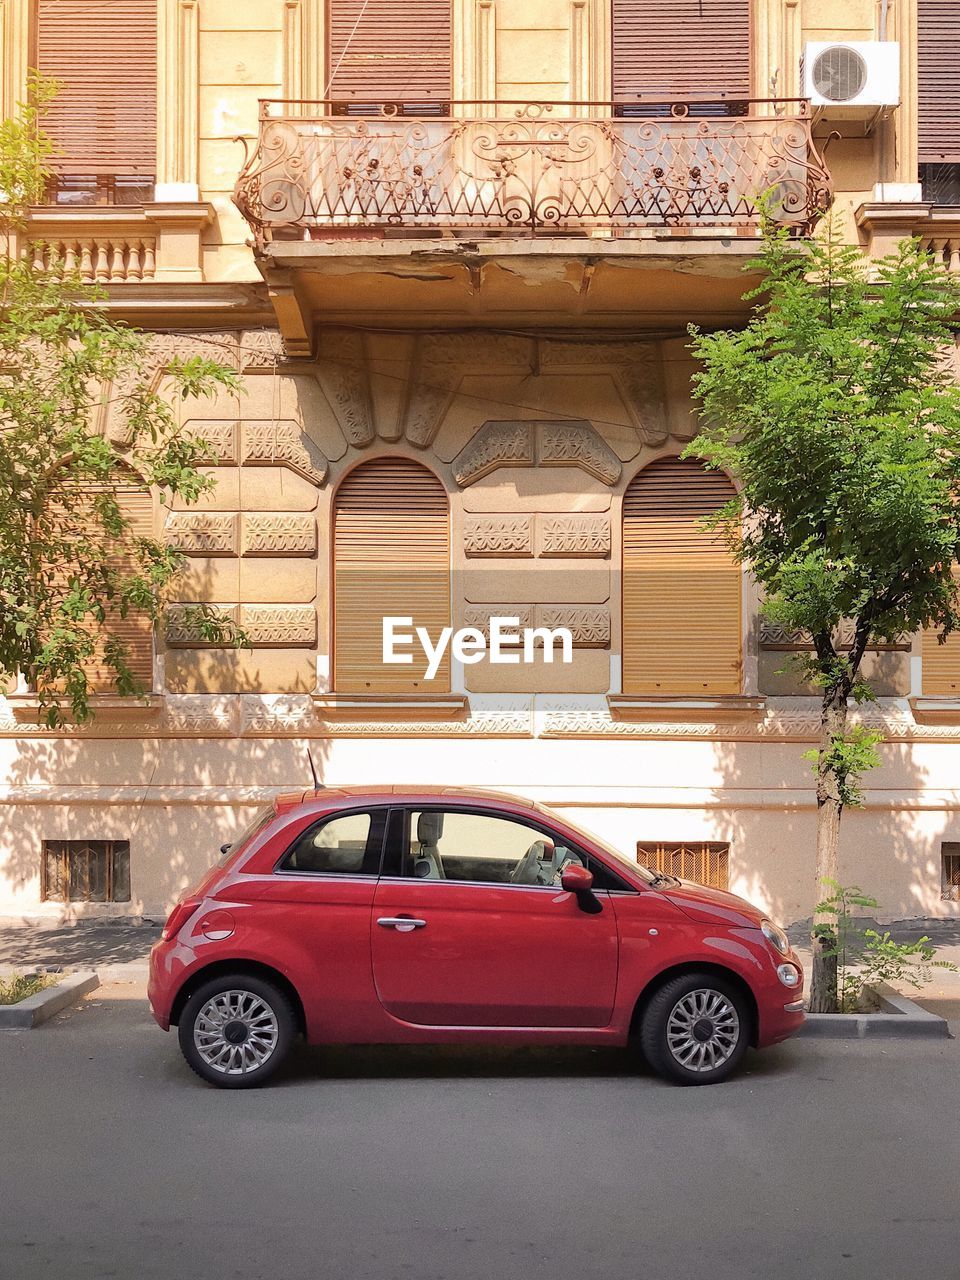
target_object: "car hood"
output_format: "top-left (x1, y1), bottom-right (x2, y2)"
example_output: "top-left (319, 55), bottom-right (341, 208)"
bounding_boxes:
top-left (661, 880), bottom-right (766, 929)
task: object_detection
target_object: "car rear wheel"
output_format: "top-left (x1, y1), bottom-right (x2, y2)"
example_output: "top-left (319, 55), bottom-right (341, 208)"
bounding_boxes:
top-left (178, 973), bottom-right (296, 1089)
top-left (640, 971), bottom-right (750, 1086)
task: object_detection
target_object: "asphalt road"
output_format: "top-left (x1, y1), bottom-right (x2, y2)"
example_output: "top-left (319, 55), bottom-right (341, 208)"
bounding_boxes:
top-left (1, 985), bottom-right (959, 1280)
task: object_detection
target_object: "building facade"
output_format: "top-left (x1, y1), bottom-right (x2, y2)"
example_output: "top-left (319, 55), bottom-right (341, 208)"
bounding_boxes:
top-left (1, 0), bottom-right (960, 925)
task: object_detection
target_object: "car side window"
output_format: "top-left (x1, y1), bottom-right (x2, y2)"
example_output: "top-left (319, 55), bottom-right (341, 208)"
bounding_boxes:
top-left (278, 810), bottom-right (386, 876)
top-left (406, 810), bottom-right (583, 887)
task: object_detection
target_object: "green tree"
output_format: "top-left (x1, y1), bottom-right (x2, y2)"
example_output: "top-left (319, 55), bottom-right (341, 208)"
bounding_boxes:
top-left (0, 80), bottom-right (244, 728)
top-left (685, 216), bottom-right (960, 1012)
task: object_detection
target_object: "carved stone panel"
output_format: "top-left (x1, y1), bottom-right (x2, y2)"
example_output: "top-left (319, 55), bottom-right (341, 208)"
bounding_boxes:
top-left (463, 515), bottom-right (534, 558)
top-left (164, 513), bottom-right (238, 556)
top-left (453, 422), bottom-right (534, 486)
top-left (538, 515), bottom-right (610, 559)
top-left (453, 419), bottom-right (622, 488)
top-left (241, 514), bottom-right (318, 557)
top-left (240, 605), bottom-right (318, 647)
top-left (462, 605), bottom-right (536, 639)
top-left (165, 604), bottom-right (240, 647)
top-left (180, 421), bottom-right (240, 464)
top-left (537, 422), bottom-right (622, 485)
top-left (241, 421), bottom-right (328, 486)
top-left (538, 606), bottom-right (611, 648)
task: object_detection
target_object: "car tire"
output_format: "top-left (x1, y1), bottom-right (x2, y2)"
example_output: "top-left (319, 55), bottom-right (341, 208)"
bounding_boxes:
top-left (640, 971), bottom-right (750, 1086)
top-left (178, 973), bottom-right (297, 1089)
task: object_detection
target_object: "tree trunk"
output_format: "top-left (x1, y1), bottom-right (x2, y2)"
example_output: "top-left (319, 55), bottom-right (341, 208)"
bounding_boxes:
top-left (809, 686), bottom-right (847, 1013)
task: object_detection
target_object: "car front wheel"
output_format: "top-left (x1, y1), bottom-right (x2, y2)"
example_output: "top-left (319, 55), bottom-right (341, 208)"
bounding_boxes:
top-left (178, 973), bottom-right (296, 1089)
top-left (640, 972), bottom-right (750, 1086)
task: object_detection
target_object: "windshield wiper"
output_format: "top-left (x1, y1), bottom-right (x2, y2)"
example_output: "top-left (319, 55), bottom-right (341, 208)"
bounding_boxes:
top-left (647, 871), bottom-right (681, 887)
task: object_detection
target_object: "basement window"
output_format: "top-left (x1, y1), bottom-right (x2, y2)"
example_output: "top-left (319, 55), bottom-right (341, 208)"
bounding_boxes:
top-left (41, 840), bottom-right (131, 903)
top-left (639, 841), bottom-right (729, 891)
top-left (942, 844), bottom-right (960, 902)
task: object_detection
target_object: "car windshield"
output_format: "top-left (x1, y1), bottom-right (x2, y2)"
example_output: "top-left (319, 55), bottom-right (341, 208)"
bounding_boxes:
top-left (544, 812), bottom-right (656, 883)
top-left (218, 805), bottom-right (275, 865)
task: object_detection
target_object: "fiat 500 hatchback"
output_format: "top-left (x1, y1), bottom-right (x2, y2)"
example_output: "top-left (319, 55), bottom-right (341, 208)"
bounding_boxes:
top-left (148, 787), bottom-right (805, 1088)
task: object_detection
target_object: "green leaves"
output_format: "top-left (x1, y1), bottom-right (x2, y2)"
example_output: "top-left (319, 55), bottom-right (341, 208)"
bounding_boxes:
top-left (0, 87), bottom-right (247, 726)
top-left (686, 215), bottom-right (960, 687)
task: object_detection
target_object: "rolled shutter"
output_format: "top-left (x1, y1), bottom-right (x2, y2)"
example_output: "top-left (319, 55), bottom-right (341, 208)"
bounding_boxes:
top-left (85, 482), bottom-right (155, 692)
top-left (622, 458), bottom-right (740, 695)
top-left (612, 0), bottom-right (751, 102)
top-left (918, 0), bottom-right (960, 163)
top-left (922, 567), bottom-right (960, 693)
top-left (334, 458), bottom-right (450, 693)
top-left (328, 0), bottom-right (452, 108)
top-left (36, 0), bottom-right (158, 176)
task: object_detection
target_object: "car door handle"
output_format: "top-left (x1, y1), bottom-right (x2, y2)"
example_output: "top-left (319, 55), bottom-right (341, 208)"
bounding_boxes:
top-left (376, 916), bottom-right (427, 932)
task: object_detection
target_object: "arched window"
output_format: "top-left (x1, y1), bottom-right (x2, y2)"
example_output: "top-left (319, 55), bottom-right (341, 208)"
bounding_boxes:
top-left (333, 457), bottom-right (450, 693)
top-left (622, 457), bottom-right (740, 695)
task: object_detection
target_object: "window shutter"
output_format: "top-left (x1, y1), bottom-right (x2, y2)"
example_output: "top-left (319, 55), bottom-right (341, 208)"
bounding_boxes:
top-left (922, 567), bottom-right (960, 693)
top-left (918, 0), bottom-right (960, 163)
top-left (36, 0), bottom-right (158, 176)
top-left (639, 841), bottom-right (730, 890)
top-left (327, 0), bottom-right (452, 107)
top-left (334, 458), bottom-right (450, 693)
top-left (84, 482), bottom-right (155, 692)
top-left (612, 0), bottom-right (751, 102)
top-left (622, 458), bottom-right (740, 695)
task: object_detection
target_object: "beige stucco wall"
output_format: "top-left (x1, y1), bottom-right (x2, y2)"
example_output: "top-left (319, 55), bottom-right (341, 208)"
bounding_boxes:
top-left (0, 0), bottom-right (953, 926)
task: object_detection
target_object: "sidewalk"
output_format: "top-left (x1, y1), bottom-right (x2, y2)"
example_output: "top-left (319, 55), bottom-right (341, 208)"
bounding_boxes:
top-left (0, 920), bottom-right (160, 979)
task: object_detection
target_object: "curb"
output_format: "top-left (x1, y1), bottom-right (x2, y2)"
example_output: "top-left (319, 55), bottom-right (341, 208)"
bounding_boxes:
top-left (0, 971), bottom-right (100, 1029)
top-left (798, 982), bottom-right (950, 1039)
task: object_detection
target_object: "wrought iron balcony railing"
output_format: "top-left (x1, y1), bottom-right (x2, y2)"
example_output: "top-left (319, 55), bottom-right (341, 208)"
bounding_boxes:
top-left (233, 99), bottom-right (833, 246)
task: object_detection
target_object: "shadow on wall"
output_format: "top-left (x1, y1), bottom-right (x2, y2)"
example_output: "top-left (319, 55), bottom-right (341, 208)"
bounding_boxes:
top-left (0, 684), bottom-right (332, 922)
top-left (702, 709), bottom-right (958, 929)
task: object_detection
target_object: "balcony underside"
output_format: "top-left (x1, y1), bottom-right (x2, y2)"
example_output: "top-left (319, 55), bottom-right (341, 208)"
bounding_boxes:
top-left (236, 100), bottom-right (831, 352)
top-left (259, 235), bottom-right (768, 353)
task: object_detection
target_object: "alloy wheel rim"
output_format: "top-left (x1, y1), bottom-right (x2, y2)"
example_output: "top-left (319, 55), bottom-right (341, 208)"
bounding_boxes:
top-left (194, 989), bottom-right (279, 1075)
top-left (665, 988), bottom-right (740, 1073)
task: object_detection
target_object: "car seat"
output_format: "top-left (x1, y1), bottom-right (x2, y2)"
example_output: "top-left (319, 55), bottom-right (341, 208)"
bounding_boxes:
top-left (413, 811), bottom-right (445, 879)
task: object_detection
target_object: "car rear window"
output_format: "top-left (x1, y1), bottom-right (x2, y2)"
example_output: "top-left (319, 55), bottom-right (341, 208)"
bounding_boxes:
top-left (218, 806), bottom-right (275, 866)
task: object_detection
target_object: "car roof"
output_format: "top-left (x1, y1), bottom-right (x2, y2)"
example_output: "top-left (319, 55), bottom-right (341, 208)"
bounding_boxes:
top-left (273, 785), bottom-right (541, 816)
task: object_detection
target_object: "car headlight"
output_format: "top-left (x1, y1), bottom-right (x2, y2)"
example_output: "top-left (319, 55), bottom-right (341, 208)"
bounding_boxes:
top-left (761, 919), bottom-right (790, 956)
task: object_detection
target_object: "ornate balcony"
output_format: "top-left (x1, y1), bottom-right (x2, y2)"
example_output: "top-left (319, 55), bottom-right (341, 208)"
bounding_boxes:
top-left (234, 99), bottom-right (832, 245)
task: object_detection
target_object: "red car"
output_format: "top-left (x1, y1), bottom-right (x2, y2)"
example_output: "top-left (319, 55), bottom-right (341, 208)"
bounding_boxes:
top-left (148, 787), bottom-right (804, 1088)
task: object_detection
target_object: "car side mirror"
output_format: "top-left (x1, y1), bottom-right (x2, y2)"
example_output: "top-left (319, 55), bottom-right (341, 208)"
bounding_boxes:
top-left (561, 864), bottom-right (593, 893)
top-left (561, 863), bottom-right (602, 914)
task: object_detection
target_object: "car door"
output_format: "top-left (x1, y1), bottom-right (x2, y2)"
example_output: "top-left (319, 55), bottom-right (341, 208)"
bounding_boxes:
top-left (370, 806), bottom-right (620, 1028)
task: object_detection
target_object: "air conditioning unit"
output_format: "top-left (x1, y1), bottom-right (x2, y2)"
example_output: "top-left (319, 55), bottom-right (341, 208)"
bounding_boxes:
top-left (801, 41), bottom-right (900, 126)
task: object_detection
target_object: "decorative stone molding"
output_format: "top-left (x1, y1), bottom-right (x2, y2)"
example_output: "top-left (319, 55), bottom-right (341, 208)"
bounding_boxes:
top-left (163, 696), bottom-right (239, 735)
top-left (463, 515), bottom-right (534, 557)
top-left (759, 621), bottom-right (911, 651)
top-left (164, 513), bottom-right (238, 556)
top-left (538, 515), bottom-right (610, 558)
top-left (539, 339), bottom-right (669, 445)
top-left (453, 419), bottom-right (621, 488)
top-left (157, 0), bottom-right (199, 198)
top-left (539, 421), bottom-right (622, 484)
top-left (315, 331), bottom-right (375, 446)
top-left (181, 422), bottom-right (240, 464)
top-left (241, 694), bottom-right (319, 735)
top-left (241, 514), bottom-right (318, 556)
top-left (539, 698), bottom-right (940, 741)
top-left (240, 330), bottom-right (287, 371)
top-left (241, 421), bottom-right (328, 486)
top-left (462, 605), bottom-right (536, 638)
top-left (453, 421), bottom-right (534, 486)
top-left (165, 605), bottom-right (239, 647)
top-left (539, 606), bottom-right (610, 648)
top-left (240, 605), bottom-right (317, 648)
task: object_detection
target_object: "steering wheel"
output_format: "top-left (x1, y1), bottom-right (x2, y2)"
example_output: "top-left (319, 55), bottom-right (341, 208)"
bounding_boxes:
top-left (510, 839), bottom-right (548, 885)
